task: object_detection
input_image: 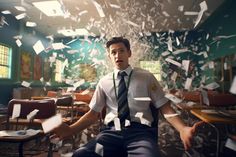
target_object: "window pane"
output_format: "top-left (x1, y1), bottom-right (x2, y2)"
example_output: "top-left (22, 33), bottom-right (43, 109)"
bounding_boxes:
top-left (0, 44), bottom-right (11, 79)
top-left (140, 61), bottom-right (161, 81)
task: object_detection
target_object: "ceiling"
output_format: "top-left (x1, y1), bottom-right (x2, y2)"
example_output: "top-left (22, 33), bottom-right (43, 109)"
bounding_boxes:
top-left (0, 0), bottom-right (226, 38)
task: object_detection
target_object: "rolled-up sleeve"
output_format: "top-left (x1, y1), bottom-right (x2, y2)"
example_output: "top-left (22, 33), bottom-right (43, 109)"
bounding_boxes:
top-left (149, 74), bottom-right (169, 108)
top-left (89, 81), bottom-right (106, 113)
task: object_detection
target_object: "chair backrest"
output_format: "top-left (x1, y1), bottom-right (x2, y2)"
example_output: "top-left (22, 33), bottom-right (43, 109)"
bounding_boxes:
top-left (56, 96), bottom-right (73, 107)
top-left (47, 91), bottom-right (58, 97)
top-left (7, 99), bottom-right (56, 119)
top-left (74, 93), bottom-right (92, 104)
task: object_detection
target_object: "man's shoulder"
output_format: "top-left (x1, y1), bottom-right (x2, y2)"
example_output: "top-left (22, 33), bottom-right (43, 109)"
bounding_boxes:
top-left (99, 72), bottom-right (113, 82)
top-left (133, 67), bottom-right (152, 75)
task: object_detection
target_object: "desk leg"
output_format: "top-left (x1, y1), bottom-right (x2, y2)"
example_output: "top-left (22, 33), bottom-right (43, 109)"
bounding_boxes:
top-left (208, 123), bottom-right (220, 157)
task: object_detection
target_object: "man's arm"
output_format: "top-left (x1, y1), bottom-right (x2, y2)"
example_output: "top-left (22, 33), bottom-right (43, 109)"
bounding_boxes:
top-left (160, 101), bottom-right (199, 150)
top-left (53, 109), bottom-right (100, 139)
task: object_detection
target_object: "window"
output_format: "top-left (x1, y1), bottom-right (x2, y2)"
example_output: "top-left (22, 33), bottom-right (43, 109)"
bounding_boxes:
top-left (140, 60), bottom-right (162, 81)
top-left (55, 59), bottom-right (63, 82)
top-left (0, 44), bottom-right (12, 79)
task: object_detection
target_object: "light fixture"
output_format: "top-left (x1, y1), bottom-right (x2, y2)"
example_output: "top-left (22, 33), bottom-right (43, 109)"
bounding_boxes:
top-left (57, 28), bottom-right (89, 36)
top-left (32, 0), bottom-right (65, 17)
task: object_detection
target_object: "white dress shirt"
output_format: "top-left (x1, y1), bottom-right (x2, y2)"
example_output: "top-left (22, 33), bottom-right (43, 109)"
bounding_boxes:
top-left (89, 66), bottom-right (169, 126)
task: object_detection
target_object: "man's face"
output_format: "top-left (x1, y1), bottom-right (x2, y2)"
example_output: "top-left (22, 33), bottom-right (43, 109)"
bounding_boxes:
top-left (107, 42), bottom-right (131, 70)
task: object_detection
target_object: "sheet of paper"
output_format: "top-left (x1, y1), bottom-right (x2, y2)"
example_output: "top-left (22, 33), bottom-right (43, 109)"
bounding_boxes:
top-left (95, 143), bottom-right (104, 156)
top-left (26, 21), bottom-right (37, 27)
top-left (184, 78), bottom-right (192, 90)
top-left (114, 117), bottom-right (121, 131)
top-left (167, 38), bottom-right (173, 52)
top-left (52, 42), bottom-right (69, 50)
top-left (164, 113), bottom-right (179, 118)
top-left (41, 114), bottom-right (62, 133)
top-left (80, 89), bottom-right (90, 95)
top-left (178, 5), bottom-right (184, 12)
top-left (14, 6), bottom-right (26, 11)
top-left (15, 39), bottom-right (22, 47)
top-left (27, 109), bottom-right (39, 120)
top-left (1, 10), bottom-right (11, 14)
top-left (171, 72), bottom-right (178, 81)
top-left (165, 93), bottom-right (182, 104)
top-left (21, 81), bottom-right (30, 87)
top-left (182, 60), bottom-right (190, 73)
top-left (165, 58), bottom-right (182, 67)
top-left (92, 0), bottom-right (105, 17)
top-left (125, 119), bottom-right (130, 127)
top-left (33, 40), bottom-right (45, 54)
top-left (225, 138), bottom-right (236, 151)
top-left (201, 90), bottom-right (209, 105)
top-left (15, 13), bottom-right (26, 20)
top-left (230, 76), bottom-right (236, 94)
top-left (134, 97), bottom-right (151, 101)
top-left (73, 79), bottom-right (85, 89)
top-left (194, 1), bottom-right (208, 28)
top-left (184, 11), bottom-right (199, 15)
top-left (208, 61), bottom-right (214, 69)
top-left (204, 82), bottom-right (220, 90)
top-left (125, 20), bottom-right (140, 28)
top-left (12, 104), bottom-right (21, 119)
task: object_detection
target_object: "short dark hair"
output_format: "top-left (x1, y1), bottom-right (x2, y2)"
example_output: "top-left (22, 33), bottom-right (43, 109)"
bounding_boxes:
top-left (106, 37), bottom-right (130, 50)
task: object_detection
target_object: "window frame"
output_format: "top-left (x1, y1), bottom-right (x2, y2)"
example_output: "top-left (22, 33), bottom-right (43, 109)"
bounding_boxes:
top-left (139, 60), bottom-right (162, 82)
top-left (0, 43), bottom-right (12, 79)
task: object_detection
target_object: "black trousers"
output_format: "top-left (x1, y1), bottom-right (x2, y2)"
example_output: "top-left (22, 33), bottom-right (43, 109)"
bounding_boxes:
top-left (72, 122), bottom-right (160, 157)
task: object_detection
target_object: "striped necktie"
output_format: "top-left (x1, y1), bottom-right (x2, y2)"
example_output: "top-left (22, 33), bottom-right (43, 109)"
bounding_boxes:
top-left (117, 71), bottom-right (130, 127)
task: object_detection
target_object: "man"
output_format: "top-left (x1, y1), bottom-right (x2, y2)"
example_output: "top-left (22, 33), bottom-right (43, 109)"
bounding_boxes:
top-left (53, 37), bottom-right (198, 157)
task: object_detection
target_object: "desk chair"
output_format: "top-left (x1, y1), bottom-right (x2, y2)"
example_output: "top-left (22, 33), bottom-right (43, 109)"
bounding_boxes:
top-left (56, 96), bottom-right (76, 123)
top-left (47, 91), bottom-right (58, 97)
top-left (0, 99), bottom-right (56, 157)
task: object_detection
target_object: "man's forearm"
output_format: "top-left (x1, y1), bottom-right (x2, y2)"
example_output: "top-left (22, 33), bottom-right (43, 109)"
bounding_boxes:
top-left (70, 109), bottom-right (100, 135)
top-left (160, 102), bottom-right (186, 132)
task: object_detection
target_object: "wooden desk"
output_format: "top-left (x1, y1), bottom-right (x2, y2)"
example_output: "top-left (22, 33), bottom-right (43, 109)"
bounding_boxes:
top-left (176, 103), bottom-right (210, 111)
top-left (31, 96), bottom-right (51, 100)
top-left (190, 109), bottom-right (236, 157)
top-left (190, 109), bottom-right (236, 124)
top-left (0, 130), bottom-right (44, 157)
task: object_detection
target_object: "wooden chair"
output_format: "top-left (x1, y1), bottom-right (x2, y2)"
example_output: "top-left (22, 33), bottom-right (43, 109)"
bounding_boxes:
top-left (47, 91), bottom-right (58, 97)
top-left (0, 99), bottom-right (56, 157)
top-left (56, 96), bottom-right (77, 123)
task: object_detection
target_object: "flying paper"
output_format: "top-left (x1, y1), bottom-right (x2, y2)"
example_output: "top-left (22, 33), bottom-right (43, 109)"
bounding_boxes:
top-left (41, 114), bottom-right (62, 133)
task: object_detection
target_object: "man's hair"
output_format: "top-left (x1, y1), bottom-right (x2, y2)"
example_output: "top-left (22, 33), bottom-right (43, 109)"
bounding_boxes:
top-left (106, 37), bottom-right (130, 50)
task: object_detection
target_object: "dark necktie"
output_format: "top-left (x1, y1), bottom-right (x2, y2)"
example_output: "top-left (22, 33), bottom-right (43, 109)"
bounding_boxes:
top-left (117, 71), bottom-right (130, 127)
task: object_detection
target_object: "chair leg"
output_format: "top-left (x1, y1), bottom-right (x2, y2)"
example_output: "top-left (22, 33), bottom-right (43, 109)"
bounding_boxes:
top-left (47, 143), bottom-right (54, 157)
top-left (18, 142), bottom-right (24, 157)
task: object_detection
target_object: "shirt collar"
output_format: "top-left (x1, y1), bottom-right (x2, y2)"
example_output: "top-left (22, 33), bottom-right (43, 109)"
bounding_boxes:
top-left (114, 65), bottom-right (133, 79)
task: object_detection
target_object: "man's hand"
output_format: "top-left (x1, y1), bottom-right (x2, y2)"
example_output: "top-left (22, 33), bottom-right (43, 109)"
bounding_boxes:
top-left (180, 121), bottom-right (204, 150)
top-left (51, 123), bottom-right (73, 140)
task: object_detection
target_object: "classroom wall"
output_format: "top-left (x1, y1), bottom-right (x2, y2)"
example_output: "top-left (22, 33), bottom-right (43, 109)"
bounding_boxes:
top-left (0, 0), bottom-right (235, 105)
top-left (0, 12), bottom-right (51, 105)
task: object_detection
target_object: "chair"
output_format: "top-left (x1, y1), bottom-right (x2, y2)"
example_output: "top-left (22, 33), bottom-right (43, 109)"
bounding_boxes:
top-left (0, 99), bottom-right (56, 157)
top-left (56, 96), bottom-right (76, 123)
top-left (74, 91), bottom-right (93, 104)
top-left (47, 91), bottom-right (58, 97)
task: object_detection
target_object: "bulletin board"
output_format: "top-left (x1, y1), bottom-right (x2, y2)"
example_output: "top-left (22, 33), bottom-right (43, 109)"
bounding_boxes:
top-left (20, 52), bottom-right (32, 80)
top-left (33, 55), bottom-right (42, 80)
top-left (79, 64), bottom-right (97, 82)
